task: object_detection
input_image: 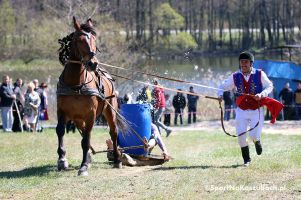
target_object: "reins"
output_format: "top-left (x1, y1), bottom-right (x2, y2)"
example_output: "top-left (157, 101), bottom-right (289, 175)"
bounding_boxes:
top-left (111, 72), bottom-right (261, 138)
top-left (98, 61), bottom-right (225, 92)
top-left (95, 46), bottom-right (261, 139)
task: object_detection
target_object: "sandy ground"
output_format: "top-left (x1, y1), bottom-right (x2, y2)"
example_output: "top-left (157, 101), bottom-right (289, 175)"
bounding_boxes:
top-left (172, 120), bottom-right (301, 135)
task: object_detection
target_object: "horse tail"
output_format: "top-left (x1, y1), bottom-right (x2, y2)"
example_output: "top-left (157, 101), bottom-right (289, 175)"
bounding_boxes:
top-left (115, 110), bottom-right (130, 136)
top-left (104, 98), bottom-right (130, 136)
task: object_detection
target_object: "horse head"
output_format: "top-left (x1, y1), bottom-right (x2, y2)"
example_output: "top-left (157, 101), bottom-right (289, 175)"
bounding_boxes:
top-left (71, 16), bottom-right (98, 71)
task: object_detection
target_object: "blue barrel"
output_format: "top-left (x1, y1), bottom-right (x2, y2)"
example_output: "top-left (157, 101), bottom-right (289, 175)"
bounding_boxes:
top-left (118, 104), bottom-right (151, 155)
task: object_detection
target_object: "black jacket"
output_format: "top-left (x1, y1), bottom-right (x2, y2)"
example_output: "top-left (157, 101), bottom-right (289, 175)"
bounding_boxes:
top-left (0, 83), bottom-right (15, 107)
top-left (172, 94), bottom-right (186, 109)
top-left (279, 88), bottom-right (294, 105)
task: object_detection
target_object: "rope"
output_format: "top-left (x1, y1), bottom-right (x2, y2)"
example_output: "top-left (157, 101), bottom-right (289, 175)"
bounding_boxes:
top-left (92, 145), bottom-right (145, 155)
top-left (111, 73), bottom-right (213, 99)
top-left (98, 62), bottom-right (231, 93)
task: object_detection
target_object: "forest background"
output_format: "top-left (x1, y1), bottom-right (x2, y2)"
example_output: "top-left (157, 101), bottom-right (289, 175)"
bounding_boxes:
top-left (1, 0), bottom-right (301, 65)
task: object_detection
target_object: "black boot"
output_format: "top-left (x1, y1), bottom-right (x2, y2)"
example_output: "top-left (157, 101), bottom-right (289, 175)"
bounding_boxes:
top-left (241, 146), bottom-right (251, 166)
top-left (254, 140), bottom-right (262, 155)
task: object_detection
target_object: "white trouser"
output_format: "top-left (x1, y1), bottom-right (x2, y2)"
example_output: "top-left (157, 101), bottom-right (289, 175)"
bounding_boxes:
top-left (235, 107), bottom-right (264, 147)
top-left (1, 107), bottom-right (13, 131)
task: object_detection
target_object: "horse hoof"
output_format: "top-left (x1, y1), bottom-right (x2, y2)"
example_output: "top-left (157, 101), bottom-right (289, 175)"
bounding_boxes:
top-left (113, 162), bottom-right (122, 169)
top-left (78, 165), bottom-right (89, 176)
top-left (78, 170), bottom-right (89, 176)
top-left (57, 158), bottom-right (69, 171)
top-left (77, 164), bottom-right (88, 176)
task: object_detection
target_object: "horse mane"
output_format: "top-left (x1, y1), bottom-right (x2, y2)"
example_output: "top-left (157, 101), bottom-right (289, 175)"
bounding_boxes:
top-left (58, 22), bottom-right (96, 66)
top-left (58, 32), bottom-right (74, 66)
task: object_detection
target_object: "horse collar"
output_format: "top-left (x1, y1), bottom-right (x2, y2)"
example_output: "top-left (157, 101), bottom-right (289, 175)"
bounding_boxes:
top-left (67, 60), bottom-right (83, 65)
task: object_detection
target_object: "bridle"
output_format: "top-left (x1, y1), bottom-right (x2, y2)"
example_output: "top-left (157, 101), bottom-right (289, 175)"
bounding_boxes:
top-left (69, 30), bottom-right (97, 68)
top-left (58, 29), bottom-right (98, 89)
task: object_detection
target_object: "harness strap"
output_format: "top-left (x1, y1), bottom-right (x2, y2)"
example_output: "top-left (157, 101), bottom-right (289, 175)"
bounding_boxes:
top-left (105, 95), bottom-right (115, 99)
top-left (67, 60), bottom-right (82, 64)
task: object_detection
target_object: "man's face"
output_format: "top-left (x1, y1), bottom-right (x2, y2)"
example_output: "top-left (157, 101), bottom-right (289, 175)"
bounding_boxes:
top-left (239, 59), bottom-right (252, 74)
top-left (2, 76), bottom-right (9, 84)
top-left (17, 79), bottom-right (23, 86)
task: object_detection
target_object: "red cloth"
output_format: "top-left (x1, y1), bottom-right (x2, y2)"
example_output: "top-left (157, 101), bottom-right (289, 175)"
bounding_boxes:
top-left (236, 95), bottom-right (260, 110)
top-left (236, 95), bottom-right (283, 124)
top-left (259, 97), bottom-right (284, 124)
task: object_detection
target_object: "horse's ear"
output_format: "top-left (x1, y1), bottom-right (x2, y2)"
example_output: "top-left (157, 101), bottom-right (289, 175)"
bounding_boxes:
top-left (87, 18), bottom-right (93, 27)
top-left (73, 16), bottom-right (81, 31)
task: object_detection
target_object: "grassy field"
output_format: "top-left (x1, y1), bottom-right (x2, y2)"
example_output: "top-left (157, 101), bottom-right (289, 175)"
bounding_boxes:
top-left (0, 128), bottom-right (300, 200)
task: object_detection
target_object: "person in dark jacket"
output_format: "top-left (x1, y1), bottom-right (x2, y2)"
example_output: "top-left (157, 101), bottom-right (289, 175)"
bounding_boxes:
top-left (12, 78), bottom-right (24, 132)
top-left (187, 86), bottom-right (199, 124)
top-left (294, 82), bottom-right (301, 120)
top-left (172, 89), bottom-right (186, 125)
top-left (223, 91), bottom-right (233, 121)
top-left (279, 82), bottom-right (294, 120)
top-left (0, 75), bottom-right (16, 132)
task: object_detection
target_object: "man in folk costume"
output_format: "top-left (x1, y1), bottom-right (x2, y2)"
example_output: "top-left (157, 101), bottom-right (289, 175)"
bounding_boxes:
top-left (217, 51), bottom-right (283, 166)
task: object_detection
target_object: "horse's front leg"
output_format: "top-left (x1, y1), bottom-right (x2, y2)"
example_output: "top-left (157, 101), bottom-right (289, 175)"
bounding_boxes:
top-left (78, 125), bottom-right (93, 176)
top-left (56, 115), bottom-right (68, 171)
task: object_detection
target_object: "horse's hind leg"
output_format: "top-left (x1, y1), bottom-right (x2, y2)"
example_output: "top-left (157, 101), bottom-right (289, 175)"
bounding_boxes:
top-left (104, 111), bottom-right (122, 168)
top-left (110, 129), bottom-right (122, 168)
top-left (56, 115), bottom-right (68, 171)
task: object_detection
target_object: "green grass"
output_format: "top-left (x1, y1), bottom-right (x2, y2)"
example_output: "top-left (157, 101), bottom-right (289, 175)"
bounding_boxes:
top-left (0, 59), bottom-right (60, 72)
top-left (0, 129), bottom-right (300, 200)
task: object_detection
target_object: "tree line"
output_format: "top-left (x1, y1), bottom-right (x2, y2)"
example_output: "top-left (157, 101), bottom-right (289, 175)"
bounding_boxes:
top-left (1, 0), bottom-right (301, 62)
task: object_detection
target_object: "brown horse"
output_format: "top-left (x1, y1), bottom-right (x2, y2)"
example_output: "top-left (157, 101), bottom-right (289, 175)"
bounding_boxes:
top-left (56, 17), bottom-right (123, 176)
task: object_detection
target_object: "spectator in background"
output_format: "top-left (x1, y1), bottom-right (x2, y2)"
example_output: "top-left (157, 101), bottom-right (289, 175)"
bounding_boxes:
top-left (23, 82), bottom-right (41, 132)
top-left (279, 82), bottom-right (294, 120)
top-left (12, 78), bottom-right (25, 132)
top-left (187, 86), bottom-right (199, 124)
top-left (33, 79), bottom-right (39, 90)
top-left (13, 78), bottom-right (24, 104)
top-left (294, 82), bottom-right (301, 120)
top-left (122, 93), bottom-right (133, 104)
top-left (136, 85), bottom-right (152, 103)
top-left (0, 75), bottom-right (16, 132)
top-left (163, 93), bottom-right (173, 126)
top-left (37, 82), bottom-right (49, 132)
top-left (172, 89), bottom-right (186, 126)
top-left (223, 90), bottom-right (233, 121)
top-left (152, 79), bottom-right (172, 137)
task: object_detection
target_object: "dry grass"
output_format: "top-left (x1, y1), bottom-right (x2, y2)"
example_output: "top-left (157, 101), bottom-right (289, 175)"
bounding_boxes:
top-left (0, 128), bottom-right (300, 200)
